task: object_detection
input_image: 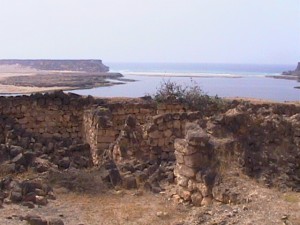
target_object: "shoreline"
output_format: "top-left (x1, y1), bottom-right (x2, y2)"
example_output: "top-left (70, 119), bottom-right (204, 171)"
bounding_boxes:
top-left (0, 67), bottom-right (299, 103)
top-left (0, 65), bottom-right (125, 94)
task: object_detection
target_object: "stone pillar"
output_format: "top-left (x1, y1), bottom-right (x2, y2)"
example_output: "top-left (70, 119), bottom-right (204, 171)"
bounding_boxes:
top-left (174, 123), bottom-right (217, 206)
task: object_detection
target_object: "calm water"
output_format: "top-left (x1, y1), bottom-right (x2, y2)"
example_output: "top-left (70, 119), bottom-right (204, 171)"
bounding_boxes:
top-left (70, 63), bottom-right (300, 102)
top-left (108, 62), bottom-right (294, 75)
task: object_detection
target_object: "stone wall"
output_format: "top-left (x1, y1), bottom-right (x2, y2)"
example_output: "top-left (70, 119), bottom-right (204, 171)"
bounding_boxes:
top-left (173, 103), bottom-right (300, 205)
top-left (174, 123), bottom-right (216, 206)
top-left (0, 92), bottom-right (90, 141)
top-left (1, 92), bottom-right (300, 207)
top-left (82, 102), bottom-right (188, 165)
top-left (145, 112), bottom-right (202, 162)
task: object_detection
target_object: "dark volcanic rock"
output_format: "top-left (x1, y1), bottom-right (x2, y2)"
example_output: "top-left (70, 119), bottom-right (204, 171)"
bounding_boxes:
top-left (282, 62), bottom-right (300, 76)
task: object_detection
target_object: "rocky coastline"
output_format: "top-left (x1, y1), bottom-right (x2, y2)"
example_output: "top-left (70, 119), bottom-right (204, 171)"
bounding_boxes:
top-left (0, 60), bottom-right (127, 94)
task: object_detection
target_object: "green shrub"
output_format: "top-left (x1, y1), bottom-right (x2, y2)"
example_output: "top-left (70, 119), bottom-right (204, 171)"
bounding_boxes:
top-left (153, 79), bottom-right (227, 112)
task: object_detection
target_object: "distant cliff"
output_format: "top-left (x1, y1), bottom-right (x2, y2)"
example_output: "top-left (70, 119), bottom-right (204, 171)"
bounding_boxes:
top-left (0, 59), bottom-right (109, 72)
top-left (282, 62), bottom-right (300, 76)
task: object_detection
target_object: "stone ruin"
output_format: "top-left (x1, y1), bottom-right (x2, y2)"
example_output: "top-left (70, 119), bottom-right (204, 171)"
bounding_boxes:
top-left (0, 91), bottom-right (299, 209)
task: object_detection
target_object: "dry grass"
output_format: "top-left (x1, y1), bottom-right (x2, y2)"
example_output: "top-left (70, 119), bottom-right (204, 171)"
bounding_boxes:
top-left (55, 190), bottom-right (187, 225)
top-left (283, 193), bottom-right (300, 203)
top-left (48, 168), bottom-right (108, 194)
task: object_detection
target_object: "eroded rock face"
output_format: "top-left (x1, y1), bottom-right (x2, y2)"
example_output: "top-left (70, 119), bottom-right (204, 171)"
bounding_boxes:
top-left (282, 62), bottom-right (300, 76)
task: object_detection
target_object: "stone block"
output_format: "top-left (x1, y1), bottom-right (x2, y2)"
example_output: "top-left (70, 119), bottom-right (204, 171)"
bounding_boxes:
top-left (122, 175), bottom-right (137, 189)
top-left (149, 130), bottom-right (161, 139)
top-left (177, 186), bottom-right (191, 201)
top-left (191, 192), bottom-right (203, 206)
top-left (176, 175), bottom-right (189, 187)
top-left (164, 129), bottom-right (173, 138)
top-left (153, 115), bottom-right (164, 124)
top-left (173, 120), bottom-right (181, 129)
top-left (140, 108), bottom-right (152, 114)
top-left (174, 151), bottom-right (184, 164)
top-left (183, 152), bottom-right (203, 168)
top-left (174, 139), bottom-right (198, 155)
top-left (175, 164), bottom-right (197, 178)
top-left (196, 183), bottom-right (211, 197)
top-left (158, 138), bottom-right (165, 147)
top-left (97, 136), bottom-right (115, 143)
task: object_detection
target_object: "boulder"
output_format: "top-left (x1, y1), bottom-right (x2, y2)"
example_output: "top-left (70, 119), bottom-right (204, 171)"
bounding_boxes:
top-left (58, 157), bottom-right (70, 169)
top-left (24, 214), bottom-right (47, 225)
top-left (48, 218), bottom-right (64, 225)
top-left (9, 145), bottom-right (23, 157)
top-left (191, 192), bottom-right (203, 206)
top-left (11, 153), bottom-right (26, 165)
top-left (122, 175), bottom-right (137, 189)
top-left (9, 191), bottom-right (22, 203)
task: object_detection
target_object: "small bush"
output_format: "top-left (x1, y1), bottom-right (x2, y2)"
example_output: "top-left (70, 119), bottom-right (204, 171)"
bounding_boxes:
top-left (153, 79), bottom-right (227, 112)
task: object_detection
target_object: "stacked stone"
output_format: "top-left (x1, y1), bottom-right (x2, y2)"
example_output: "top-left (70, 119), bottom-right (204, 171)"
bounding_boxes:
top-left (156, 103), bottom-right (187, 114)
top-left (146, 113), bottom-right (185, 161)
top-left (82, 109), bottom-right (99, 164)
top-left (86, 103), bottom-right (193, 165)
top-left (291, 113), bottom-right (300, 147)
top-left (110, 115), bottom-right (145, 162)
top-left (146, 112), bottom-right (203, 162)
top-left (0, 92), bottom-right (87, 140)
top-left (109, 103), bottom-right (156, 130)
top-left (174, 124), bottom-right (216, 206)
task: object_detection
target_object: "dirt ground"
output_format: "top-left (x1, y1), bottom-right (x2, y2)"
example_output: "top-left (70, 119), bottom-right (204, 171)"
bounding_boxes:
top-left (0, 189), bottom-right (188, 225)
top-left (0, 170), bottom-right (299, 225)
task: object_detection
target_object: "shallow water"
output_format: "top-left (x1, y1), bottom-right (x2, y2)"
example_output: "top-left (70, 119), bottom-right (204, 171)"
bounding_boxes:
top-left (69, 75), bottom-right (300, 102)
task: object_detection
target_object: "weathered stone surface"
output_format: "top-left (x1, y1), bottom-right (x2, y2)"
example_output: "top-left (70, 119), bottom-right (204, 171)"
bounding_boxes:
top-left (122, 175), bottom-right (137, 189)
top-left (11, 153), bottom-right (26, 165)
top-left (9, 145), bottom-right (23, 157)
top-left (58, 157), bottom-right (70, 169)
top-left (175, 164), bottom-right (197, 178)
top-left (201, 195), bottom-right (213, 206)
top-left (24, 214), bottom-right (47, 225)
top-left (176, 175), bottom-right (189, 187)
top-left (191, 192), bottom-right (203, 206)
top-left (9, 191), bottom-right (22, 202)
top-left (183, 152), bottom-right (203, 168)
top-left (48, 218), bottom-right (64, 225)
top-left (177, 187), bottom-right (191, 201)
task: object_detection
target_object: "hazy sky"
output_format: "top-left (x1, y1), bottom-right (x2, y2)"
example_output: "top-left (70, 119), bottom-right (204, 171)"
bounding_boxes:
top-left (0, 0), bottom-right (299, 64)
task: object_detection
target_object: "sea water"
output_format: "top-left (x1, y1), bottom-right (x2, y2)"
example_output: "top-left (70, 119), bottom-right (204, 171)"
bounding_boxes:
top-left (70, 63), bottom-right (300, 102)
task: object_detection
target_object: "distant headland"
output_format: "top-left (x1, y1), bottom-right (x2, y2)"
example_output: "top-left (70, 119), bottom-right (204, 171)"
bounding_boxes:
top-left (0, 59), bottom-right (109, 73)
top-left (282, 62), bottom-right (300, 89)
top-left (282, 62), bottom-right (300, 77)
top-left (267, 62), bottom-right (300, 89)
top-left (0, 59), bottom-right (125, 94)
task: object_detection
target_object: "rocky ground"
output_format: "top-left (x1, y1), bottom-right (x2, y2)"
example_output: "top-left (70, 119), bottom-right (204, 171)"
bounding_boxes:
top-left (0, 168), bottom-right (299, 225)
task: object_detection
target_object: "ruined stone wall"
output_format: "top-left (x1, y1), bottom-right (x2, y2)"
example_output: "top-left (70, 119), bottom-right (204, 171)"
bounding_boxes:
top-left (145, 112), bottom-right (202, 161)
top-left (0, 92), bottom-right (93, 141)
top-left (1, 92), bottom-right (299, 202)
top-left (82, 102), bottom-right (188, 165)
top-left (173, 102), bottom-right (300, 206)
